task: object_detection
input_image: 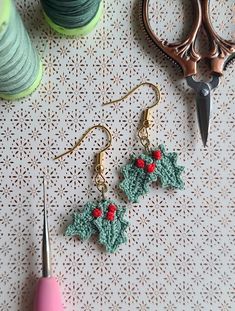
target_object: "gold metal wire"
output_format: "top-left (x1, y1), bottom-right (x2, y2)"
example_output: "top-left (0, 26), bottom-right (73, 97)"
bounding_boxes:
top-left (138, 125), bottom-right (151, 152)
top-left (54, 124), bottom-right (112, 160)
top-left (54, 124), bottom-right (112, 197)
top-left (103, 82), bottom-right (161, 151)
top-left (94, 170), bottom-right (108, 197)
top-left (103, 82), bottom-right (161, 109)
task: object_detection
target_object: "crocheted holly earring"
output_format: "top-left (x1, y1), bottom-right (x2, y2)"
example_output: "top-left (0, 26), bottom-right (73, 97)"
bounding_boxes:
top-left (54, 125), bottom-right (128, 253)
top-left (104, 82), bottom-right (184, 203)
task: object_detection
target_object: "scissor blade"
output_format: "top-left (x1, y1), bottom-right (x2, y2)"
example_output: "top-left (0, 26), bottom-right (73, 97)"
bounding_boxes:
top-left (186, 75), bottom-right (220, 147)
top-left (196, 92), bottom-right (211, 147)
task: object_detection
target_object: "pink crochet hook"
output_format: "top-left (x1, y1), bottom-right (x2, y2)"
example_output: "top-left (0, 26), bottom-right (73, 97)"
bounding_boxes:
top-left (34, 177), bottom-right (63, 311)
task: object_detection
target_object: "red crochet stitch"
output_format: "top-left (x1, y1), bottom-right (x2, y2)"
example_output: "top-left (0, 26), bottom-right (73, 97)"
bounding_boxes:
top-left (152, 150), bottom-right (162, 160)
top-left (108, 204), bottom-right (117, 213)
top-left (135, 158), bottom-right (145, 169)
top-left (92, 208), bottom-right (102, 218)
top-left (106, 211), bottom-right (115, 221)
top-left (146, 163), bottom-right (156, 173)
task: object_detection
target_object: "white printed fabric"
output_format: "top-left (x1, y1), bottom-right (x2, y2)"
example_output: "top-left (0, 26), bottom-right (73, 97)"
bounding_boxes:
top-left (0, 0), bottom-right (234, 310)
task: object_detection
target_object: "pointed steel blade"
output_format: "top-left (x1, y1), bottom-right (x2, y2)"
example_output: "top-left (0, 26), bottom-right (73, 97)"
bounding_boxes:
top-left (195, 87), bottom-right (211, 147)
top-left (186, 75), bottom-right (220, 147)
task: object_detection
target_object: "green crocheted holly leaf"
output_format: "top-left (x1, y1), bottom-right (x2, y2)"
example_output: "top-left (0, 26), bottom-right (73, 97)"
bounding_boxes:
top-left (119, 153), bottom-right (158, 203)
top-left (119, 145), bottom-right (184, 202)
top-left (65, 201), bottom-right (97, 240)
top-left (94, 203), bottom-right (129, 253)
top-left (65, 199), bottom-right (129, 253)
top-left (155, 144), bottom-right (184, 189)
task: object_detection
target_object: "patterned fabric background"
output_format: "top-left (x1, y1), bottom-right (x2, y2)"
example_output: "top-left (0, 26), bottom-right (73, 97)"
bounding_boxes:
top-left (0, 0), bottom-right (234, 310)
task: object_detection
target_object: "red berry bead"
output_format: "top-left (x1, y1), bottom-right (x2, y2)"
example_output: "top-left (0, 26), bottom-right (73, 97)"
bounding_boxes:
top-left (146, 163), bottom-right (156, 173)
top-left (152, 150), bottom-right (162, 160)
top-left (108, 203), bottom-right (117, 213)
top-left (92, 208), bottom-right (102, 218)
top-left (135, 158), bottom-right (145, 169)
top-left (106, 211), bottom-right (115, 221)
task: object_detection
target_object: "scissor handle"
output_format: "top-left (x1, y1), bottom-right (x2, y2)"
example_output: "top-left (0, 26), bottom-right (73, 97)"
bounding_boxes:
top-left (202, 0), bottom-right (235, 75)
top-left (142, 0), bottom-right (202, 77)
top-left (142, 0), bottom-right (235, 77)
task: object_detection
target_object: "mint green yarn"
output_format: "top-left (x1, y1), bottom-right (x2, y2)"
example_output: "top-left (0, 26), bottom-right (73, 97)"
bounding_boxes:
top-left (66, 199), bottom-right (128, 253)
top-left (0, 0), bottom-right (42, 99)
top-left (120, 144), bottom-right (185, 203)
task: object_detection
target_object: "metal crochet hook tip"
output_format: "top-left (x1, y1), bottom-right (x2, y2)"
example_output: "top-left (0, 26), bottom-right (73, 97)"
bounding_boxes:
top-left (42, 177), bottom-right (51, 278)
top-left (34, 178), bottom-right (63, 311)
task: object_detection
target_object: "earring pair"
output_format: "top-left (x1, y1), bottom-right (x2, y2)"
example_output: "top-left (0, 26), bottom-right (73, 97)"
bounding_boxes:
top-left (54, 82), bottom-right (184, 253)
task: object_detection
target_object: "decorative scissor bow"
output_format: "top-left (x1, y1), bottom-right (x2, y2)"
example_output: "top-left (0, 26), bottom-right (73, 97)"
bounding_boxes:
top-left (141, 0), bottom-right (235, 146)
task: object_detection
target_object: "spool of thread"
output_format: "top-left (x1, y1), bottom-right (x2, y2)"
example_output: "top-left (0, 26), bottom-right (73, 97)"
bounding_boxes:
top-left (0, 0), bottom-right (42, 100)
top-left (41, 0), bottom-right (103, 36)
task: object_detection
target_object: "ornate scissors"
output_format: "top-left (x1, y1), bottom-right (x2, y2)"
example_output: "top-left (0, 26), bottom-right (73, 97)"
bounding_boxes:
top-left (141, 0), bottom-right (235, 146)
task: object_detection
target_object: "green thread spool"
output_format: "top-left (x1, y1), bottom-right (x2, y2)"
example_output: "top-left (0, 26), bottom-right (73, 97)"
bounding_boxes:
top-left (0, 0), bottom-right (42, 100)
top-left (41, 0), bottom-right (103, 36)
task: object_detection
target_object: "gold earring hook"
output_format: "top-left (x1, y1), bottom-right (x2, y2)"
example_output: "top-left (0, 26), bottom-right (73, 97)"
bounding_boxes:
top-left (54, 124), bottom-right (112, 169)
top-left (103, 81), bottom-right (161, 111)
top-left (54, 125), bottom-right (112, 198)
top-left (103, 82), bottom-right (161, 151)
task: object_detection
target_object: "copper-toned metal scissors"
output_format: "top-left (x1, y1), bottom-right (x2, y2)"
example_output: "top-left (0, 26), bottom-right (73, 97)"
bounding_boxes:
top-left (141, 0), bottom-right (235, 146)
